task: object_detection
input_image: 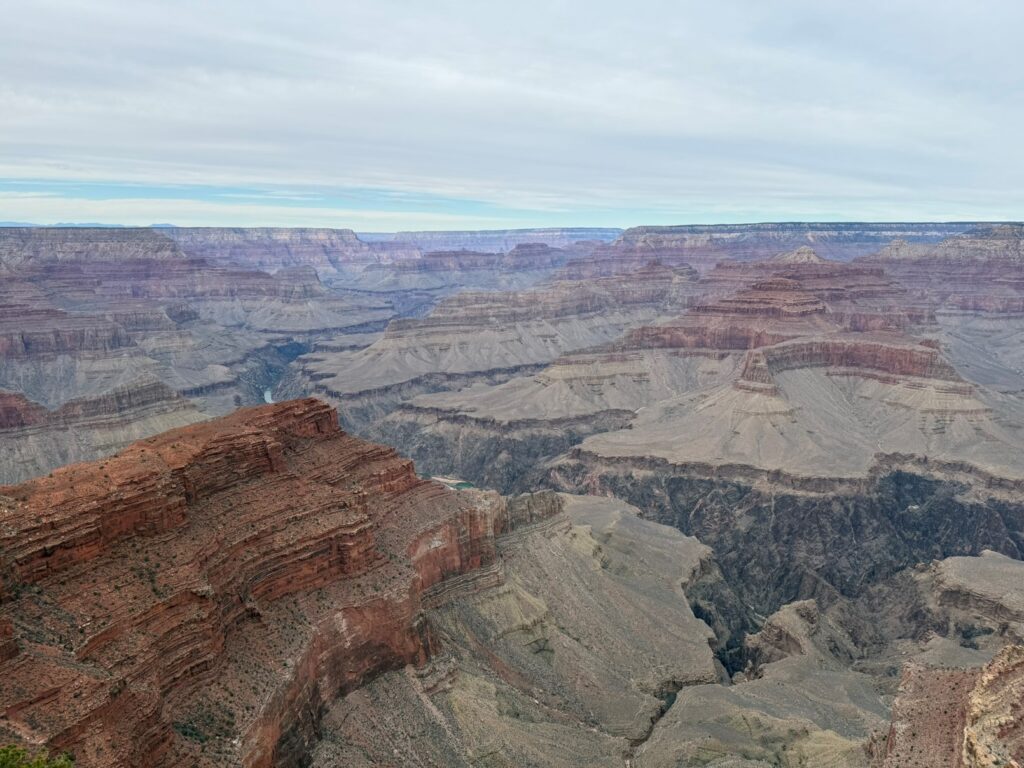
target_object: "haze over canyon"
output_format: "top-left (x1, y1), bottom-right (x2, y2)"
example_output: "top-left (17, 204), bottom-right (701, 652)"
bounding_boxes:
top-left (0, 221), bottom-right (1023, 768)
top-left (4, 1), bottom-right (1024, 765)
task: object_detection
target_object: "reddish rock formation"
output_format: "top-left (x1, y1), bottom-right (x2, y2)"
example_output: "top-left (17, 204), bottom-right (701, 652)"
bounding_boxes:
top-left (739, 336), bottom-right (965, 388)
top-left (616, 276), bottom-right (836, 352)
top-left (0, 392), bottom-right (47, 428)
top-left (0, 398), bottom-right (505, 767)
top-left (860, 225), bottom-right (1024, 314)
top-left (609, 255), bottom-right (939, 364)
top-left (871, 664), bottom-right (981, 767)
top-left (872, 645), bottom-right (1024, 768)
top-left (492, 489), bottom-right (565, 535)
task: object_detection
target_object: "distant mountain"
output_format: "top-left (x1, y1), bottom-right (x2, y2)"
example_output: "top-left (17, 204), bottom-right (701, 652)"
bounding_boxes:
top-left (54, 221), bottom-right (126, 227)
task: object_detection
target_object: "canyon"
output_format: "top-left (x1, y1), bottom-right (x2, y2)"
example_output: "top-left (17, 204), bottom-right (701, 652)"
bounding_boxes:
top-left (2, 222), bottom-right (1024, 766)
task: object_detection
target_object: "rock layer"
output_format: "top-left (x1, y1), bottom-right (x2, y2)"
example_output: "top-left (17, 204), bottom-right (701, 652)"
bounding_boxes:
top-left (0, 398), bottom-right (506, 767)
top-left (0, 228), bottom-right (401, 481)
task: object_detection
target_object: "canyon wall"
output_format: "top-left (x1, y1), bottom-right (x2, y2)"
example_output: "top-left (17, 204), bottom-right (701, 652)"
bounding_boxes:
top-left (0, 398), bottom-right (508, 767)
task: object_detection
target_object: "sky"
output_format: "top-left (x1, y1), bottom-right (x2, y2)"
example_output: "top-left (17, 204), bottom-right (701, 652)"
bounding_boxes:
top-left (1, 0), bottom-right (1022, 230)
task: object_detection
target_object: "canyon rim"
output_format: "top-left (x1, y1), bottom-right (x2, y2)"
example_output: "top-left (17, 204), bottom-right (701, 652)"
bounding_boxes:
top-left (3, 1), bottom-right (1024, 766)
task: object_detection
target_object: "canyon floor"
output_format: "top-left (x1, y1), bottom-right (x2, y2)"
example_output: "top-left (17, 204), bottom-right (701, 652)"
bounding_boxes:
top-left (2, 223), bottom-right (1024, 767)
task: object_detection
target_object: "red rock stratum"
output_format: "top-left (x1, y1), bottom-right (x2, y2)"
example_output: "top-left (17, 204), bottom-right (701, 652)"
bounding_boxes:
top-left (0, 398), bottom-right (504, 767)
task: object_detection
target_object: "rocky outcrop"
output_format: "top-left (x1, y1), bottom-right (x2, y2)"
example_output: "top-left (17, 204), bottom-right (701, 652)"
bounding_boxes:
top-left (0, 392), bottom-right (47, 428)
top-left (492, 489), bottom-right (564, 534)
top-left (871, 644), bottom-right (1024, 768)
top-left (0, 398), bottom-right (508, 767)
top-left (871, 664), bottom-right (982, 767)
top-left (0, 382), bottom-right (204, 484)
top-left (310, 494), bottom-right (723, 767)
top-left (738, 335), bottom-right (965, 389)
top-left (962, 645), bottom-right (1024, 767)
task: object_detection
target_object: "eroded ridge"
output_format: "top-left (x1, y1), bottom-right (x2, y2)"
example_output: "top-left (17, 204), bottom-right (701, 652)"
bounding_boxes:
top-left (0, 398), bottom-right (506, 767)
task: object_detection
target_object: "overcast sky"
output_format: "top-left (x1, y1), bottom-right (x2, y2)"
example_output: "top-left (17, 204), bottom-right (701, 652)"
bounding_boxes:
top-left (1, 0), bottom-right (1022, 229)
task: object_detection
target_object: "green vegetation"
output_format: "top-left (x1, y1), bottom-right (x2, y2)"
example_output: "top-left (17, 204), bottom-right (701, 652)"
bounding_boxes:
top-left (173, 703), bottom-right (237, 746)
top-left (0, 746), bottom-right (74, 768)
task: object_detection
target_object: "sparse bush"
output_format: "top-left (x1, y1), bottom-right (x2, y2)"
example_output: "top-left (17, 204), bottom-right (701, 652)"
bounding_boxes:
top-left (0, 745), bottom-right (74, 768)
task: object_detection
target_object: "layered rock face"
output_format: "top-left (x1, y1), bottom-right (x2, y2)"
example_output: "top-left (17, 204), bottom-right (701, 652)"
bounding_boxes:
top-left (613, 221), bottom-right (976, 271)
top-left (309, 494), bottom-right (726, 767)
top-left (164, 227), bottom-right (421, 277)
top-left (349, 243), bottom-right (577, 294)
top-left (859, 224), bottom-right (1024, 397)
top-left (286, 260), bottom-right (703, 432)
top-left (869, 552), bottom-right (1024, 767)
top-left (861, 224), bottom-right (1024, 308)
top-left (0, 227), bottom-right (182, 272)
top-left (0, 398), bottom-right (508, 767)
top-left (0, 228), bottom-right (402, 481)
top-left (360, 227), bottom-right (622, 252)
top-left (376, 251), bottom-right (1019, 491)
top-left (0, 383), bottom-right (203, 482)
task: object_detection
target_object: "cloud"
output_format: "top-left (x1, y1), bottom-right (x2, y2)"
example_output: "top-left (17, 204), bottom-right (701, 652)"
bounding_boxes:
top-left (1, 0), bottom-right (1022, 227)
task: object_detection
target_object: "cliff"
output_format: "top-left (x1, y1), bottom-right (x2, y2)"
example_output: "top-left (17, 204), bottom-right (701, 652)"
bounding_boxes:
top-left (288, 260), bottom-right (702, 429)
top-left (0, 229), bottom-right (400, 480)
top-left (614, 222), bottom-right (976, 269)
top-left (367, 227), bottom-right (622, 252)
top-left (0, 398), bottom-right (505, 767)
top-left (859, 225), bottom-right (1024, 316)
top-left (0, 382), bottom-right (205, 484)
top-left (165, 227), bottom-right (420, 275)
top-left (872, 644), bottom-right (1024, 768)
top-left (0, 228), bottom-right (183, 272)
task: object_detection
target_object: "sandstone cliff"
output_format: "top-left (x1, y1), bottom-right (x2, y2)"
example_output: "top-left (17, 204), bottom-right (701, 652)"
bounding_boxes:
top-left (0, 398), bottom-right (506, 767)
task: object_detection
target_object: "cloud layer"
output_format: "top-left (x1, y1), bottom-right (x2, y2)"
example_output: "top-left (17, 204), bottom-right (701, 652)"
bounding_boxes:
top-left (2, 1), bottom-right (1022, 228)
